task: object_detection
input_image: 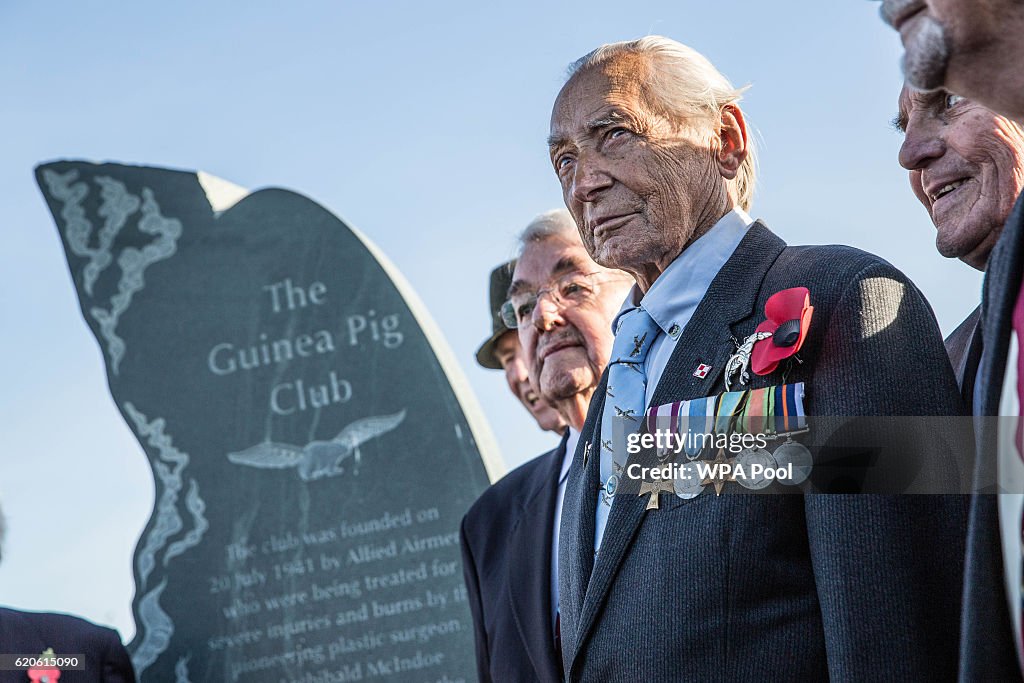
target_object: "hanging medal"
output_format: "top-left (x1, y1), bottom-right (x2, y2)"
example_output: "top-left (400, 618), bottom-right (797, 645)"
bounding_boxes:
top-left (770, 383), bottom-right (812, 485)
top-left (673, 459), bottom-right (704, 499)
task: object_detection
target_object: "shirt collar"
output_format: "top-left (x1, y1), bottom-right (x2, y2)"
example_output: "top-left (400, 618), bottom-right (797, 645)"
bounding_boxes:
top-left (612, 207), bottom-right (754, 337)
top-left (560, 428), bottom-right (580, 485)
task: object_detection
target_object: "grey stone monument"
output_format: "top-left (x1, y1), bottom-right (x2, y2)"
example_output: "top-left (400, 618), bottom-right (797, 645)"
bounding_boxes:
top-left (35, 160), bottom-right (502, 683)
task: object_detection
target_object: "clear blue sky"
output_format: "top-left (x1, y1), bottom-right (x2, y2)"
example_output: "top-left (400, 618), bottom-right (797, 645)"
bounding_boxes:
top-left (0, 1), bottom-right (981, 639)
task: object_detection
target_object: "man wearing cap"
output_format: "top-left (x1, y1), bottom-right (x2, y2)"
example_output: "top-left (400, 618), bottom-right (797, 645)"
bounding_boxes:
top-left (474, 261), bottom-right (567, 434)
top-left (460, 210), bottom-right (630, 682)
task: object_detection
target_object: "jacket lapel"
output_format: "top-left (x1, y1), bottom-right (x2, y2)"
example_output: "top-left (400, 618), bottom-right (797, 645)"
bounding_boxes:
top-left (955, 308), bottom-right (983, 412)
top-left (945, 306), bottom-right (981, 388)
top-left (507, 433), bottom-right (569, 683)
top-left (976, 192), bottom-right (1024, 488)
top-left (570, 223), bottom-right (787, 661)
top-left (559, 372), bottom-right (606, 667)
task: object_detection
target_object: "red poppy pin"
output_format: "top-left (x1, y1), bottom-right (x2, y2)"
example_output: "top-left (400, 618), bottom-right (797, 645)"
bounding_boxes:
top-left (27, 648), bottom-right (60, 683)
top-left (750, 287), bottom-right (813, 376)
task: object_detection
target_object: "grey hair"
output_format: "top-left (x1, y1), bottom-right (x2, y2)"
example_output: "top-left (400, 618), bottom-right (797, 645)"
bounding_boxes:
top-left (567, 36), bottom-right (757, 211)
top-left (514, 208), bottom-right (580, 258)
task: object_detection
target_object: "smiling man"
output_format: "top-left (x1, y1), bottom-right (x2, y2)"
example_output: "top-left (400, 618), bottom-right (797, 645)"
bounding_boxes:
top-left (476, 260), bottom-right (567, 434)
top-left (896, 86), bottom-right (1024, 407)
top-left (491, 333), bottom-right (563, 431)
top-left (880, 4), bottom-right (1024, 678)
top-left (460, 213), bottom-right (623, 683)
top-left (551, 36), bottom-right (969, 681)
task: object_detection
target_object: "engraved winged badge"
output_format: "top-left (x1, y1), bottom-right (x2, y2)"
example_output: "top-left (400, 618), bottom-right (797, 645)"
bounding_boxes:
top-left (227, 409), bottom-right (407, 481)
top-left (725, 332), bottom-right (773, 390)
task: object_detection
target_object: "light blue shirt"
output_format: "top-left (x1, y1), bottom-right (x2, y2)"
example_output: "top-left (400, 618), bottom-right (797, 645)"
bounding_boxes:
top-left (551, 427), bottom-right (578, 624)
top-left (612, 207), bottom-right (754, 407)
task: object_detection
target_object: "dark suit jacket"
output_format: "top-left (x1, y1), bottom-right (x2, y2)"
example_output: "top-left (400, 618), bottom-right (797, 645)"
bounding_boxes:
top-left (0, 607), bottom-right (135, 682)
top-left (460, 432), bottom-right (568, 683)
top-left (558, 222), bottom-right (970, 682)
top-left (961, 192), bottom-right (1024, 682)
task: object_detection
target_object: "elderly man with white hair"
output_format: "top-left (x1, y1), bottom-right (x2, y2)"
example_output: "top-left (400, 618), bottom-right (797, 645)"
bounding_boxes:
top-left (550, 36), bottom-right (969, 681)
top-left (895, 86), bottom-right (1024, 407)
top-left (460, 209), bottom-right (631, 682)
top-left (895, 85), bottom-right (1024, 680)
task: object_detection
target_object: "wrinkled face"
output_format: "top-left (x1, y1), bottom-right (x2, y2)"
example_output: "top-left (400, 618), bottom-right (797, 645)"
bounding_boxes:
top-left (548, 58), bottom-right (722, 279)
top-left (897, 86), bottom-right (1024, 270)
top-left (493, 331), bottom-right (565, 433)
top-left (513, 237), bottom-right (630, 408)
top-left (880, 0), bottom-right (1014, 102)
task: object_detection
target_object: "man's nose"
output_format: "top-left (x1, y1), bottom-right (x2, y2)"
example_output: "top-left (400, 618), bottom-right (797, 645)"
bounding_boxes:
top-left (571, 150), bottom-right (613, 203)
top-left (899, 118), bottom-right (945, 170)
top-left (531, 291), bottom-right (565, 331)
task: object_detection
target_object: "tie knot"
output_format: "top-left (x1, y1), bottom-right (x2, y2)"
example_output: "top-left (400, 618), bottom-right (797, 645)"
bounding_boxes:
top-left (612, 307), bottom-right (660, 364)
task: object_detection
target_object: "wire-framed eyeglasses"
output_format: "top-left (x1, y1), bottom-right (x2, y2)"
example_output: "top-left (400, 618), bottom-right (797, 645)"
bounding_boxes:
top-left (500, 271), bottom-right (629, 329)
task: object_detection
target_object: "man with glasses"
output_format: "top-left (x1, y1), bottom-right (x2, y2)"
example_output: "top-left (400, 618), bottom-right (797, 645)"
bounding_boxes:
top-left (506, 222), bottom-right (632, 439)
top-left (460, 210), bottom-right (630, 682)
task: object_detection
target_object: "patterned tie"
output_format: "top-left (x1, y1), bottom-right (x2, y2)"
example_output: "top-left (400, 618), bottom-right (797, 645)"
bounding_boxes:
top-left (595, 306), bottom-right (660, 552)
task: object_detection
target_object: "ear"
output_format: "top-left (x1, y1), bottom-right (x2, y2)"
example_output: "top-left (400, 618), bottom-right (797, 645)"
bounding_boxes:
top-left (717, 104), bottom-right (749, 180)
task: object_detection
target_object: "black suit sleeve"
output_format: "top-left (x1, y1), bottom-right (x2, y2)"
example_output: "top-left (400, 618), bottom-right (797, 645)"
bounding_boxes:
top-left (98, 626), bottom-right (136, 683)
top-left (460, 515), bottom-right (492, 683)
top-left (801, 260), bottom-right (969, 681)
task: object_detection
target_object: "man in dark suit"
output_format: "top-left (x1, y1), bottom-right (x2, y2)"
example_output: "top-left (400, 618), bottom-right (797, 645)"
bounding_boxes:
top-left (460, 214), bottom-right (629, 682)
top-left (881, 2), bottom-right (1024, 677)
top-left (0, 508), bottom-right (136, 682)
top-left (0, 608), bottom-right (135, 683)
top-left (548, 36), bottom-right (969, 680)
top-left (894, 84), bottom-right (1024, 407)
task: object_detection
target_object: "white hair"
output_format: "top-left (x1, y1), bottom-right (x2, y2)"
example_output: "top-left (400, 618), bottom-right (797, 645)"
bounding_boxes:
top-left (567, 36), bottom-right (757, 211)
top-left (514, 208), bottom-right (580, 257)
